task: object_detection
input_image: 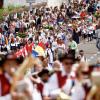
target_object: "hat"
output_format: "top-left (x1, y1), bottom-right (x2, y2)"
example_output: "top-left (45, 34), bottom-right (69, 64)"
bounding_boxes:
top-left (0, 52), bottom-right (17, 67)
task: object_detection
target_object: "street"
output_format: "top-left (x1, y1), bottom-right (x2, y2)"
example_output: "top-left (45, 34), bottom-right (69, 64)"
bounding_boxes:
top-left (78, 39), bottom-right (100, 64)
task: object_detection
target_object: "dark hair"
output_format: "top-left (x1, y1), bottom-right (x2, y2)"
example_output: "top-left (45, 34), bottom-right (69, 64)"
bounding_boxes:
top-left (16, 56), bottom-right (24, 64)
top-left (38, 69), bottom-right (49, 77)
top-left (59, 53), bottom-right (75, 62)
top-left (28, 38), bottom-right (33, 42)
top-left (0, 53), bottom-right (23, 68)
top-left (79, 50), bottom-right (84, 52)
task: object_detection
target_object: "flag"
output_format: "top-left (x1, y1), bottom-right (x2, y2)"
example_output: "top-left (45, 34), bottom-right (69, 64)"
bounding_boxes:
top-left (15, 49), bottom-right (25, 58)
top-left (35, 45), bottom-right (45, 57)
top-left (32, 50), bottom-right (39, 57)
top-left (38, 42), bottom-right (45, 50)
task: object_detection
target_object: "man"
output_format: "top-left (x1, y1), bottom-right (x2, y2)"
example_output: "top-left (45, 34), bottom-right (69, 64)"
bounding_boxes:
top-left (0, 53), bottom-right (22, 99)
top-left (37, 69), bottom-right (50, 96)
top-left (68, 38), bottom-right (78, 57)
top-left (87, 23), bottom-right (94, 41)
top-left (95, 23), bottom-right (100, 50)
top-left (79, 50), bottom-right (87, 62)
top-left (43, 53), bottom-right (75, 100)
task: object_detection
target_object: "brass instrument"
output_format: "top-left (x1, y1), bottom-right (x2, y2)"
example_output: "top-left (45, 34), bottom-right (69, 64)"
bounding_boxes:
top-left (56, 92), bottom-right (71, 100)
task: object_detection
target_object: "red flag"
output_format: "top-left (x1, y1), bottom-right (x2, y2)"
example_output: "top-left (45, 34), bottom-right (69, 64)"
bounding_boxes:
top-left (15, 42), bottom-right (34, 58)
top-left (38, 42), bottom-right (45, 50)
top-left (15, 49), bottom-right (25, 58)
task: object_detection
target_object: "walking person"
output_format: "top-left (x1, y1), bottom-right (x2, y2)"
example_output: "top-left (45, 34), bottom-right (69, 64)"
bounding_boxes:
top-left (95, 22), bottom-right (100, 50)
top-left (68, 38), bottom-right (78, 58)
top-left (87, 23), bottom-right (94, 42)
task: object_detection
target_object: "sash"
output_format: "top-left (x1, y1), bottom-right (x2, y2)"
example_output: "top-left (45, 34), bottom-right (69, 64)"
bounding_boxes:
top-left (56, 71), bottom-right (67, 88)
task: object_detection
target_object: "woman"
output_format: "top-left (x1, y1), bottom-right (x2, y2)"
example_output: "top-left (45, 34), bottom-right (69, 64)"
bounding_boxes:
top-left (73, 28), bottom-right (80, 44)
top-left (56, 37), bottom-right (65, 59)
top-left (46, 43), bottom-right (54, 67)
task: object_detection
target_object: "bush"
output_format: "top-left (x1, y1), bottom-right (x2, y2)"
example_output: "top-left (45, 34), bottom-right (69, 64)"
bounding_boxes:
top-left (17, 33), bottom-right (27, 38)
top-left (94, 12), bottom-right (100, 19)
top-left (44, 25), bottom-right (53, 30)
top-left (0, 5), bottom-right (22, 22)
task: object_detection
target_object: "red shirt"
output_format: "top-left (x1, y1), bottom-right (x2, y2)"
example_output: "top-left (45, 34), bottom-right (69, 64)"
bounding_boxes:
top-left (25, 42), bottom-right (34, 54)
top-left (80, 11), bottom-right (86, 19)
top-left (0, 73), bottom-right (11, 96)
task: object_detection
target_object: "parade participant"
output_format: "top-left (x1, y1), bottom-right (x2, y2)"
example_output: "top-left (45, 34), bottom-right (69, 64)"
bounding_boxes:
top-left (43, 53), bottom-right (75, 100)
top-left (11, 55), bottom-right (42, 100)
top-left (52, 60), bottom-right (61, 72)
top-left (95, 20), bottom-right (100, 50)
top-left (87, 22), bottom-right (94, 41)
top-left (46, 43), bottom-right (54, 68)
top-left (0, 53), bottom-right (22, 99)
top-left (37, 69), bottom-right (50, 96)
top-left (87, 71), bottom-right (100, 100)
top-left (68, 38), bottom-right (78, 57)
top-left (79, 50), bottom-right (87, 62)
top-left (56, 36), bottom-right (65, 59)
top-left (72, 28), bottom-right (80, 44)
top-left (25, 38), bottom-right (34, 55)
top-left (68, 64), bottom-right (86, 100)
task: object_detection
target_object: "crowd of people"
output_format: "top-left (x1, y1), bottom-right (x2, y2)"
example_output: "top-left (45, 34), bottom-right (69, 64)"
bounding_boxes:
top-left (0, 0), bottom-right (100, 100)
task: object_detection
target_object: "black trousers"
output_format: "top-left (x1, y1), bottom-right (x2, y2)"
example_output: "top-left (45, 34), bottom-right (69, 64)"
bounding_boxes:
top-left (68, 50), bottom-right (75, 57)
top-left (88, 34), bottom-right (93, 41)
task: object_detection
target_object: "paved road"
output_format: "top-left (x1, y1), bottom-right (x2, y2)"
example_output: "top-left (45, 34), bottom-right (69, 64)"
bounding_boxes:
top-left (78, 39), bottom-right (100, 64)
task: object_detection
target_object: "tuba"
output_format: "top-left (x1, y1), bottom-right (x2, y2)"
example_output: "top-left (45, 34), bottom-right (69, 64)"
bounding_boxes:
top-left (56, 91), bottom-right (71, 100)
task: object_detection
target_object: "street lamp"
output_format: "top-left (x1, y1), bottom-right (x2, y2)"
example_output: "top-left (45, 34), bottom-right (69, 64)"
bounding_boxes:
top-left (26, 0), bottom-right (35, 12)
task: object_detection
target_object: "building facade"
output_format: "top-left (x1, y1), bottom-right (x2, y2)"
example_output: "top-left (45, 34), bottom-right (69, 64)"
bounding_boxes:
top-left (0, 0), bottom-right (68, 8)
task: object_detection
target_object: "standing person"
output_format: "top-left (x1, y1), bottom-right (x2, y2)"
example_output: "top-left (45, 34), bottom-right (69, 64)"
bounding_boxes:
top-left (35, 15), bottom-right (42, 29)
top-left (71, 65), bottom-right (86, 100)
top-left (79, 50), bottom-right (87, 62)
top-left (37, 69), bottom-right (50, 96)
top-left (95, 21), bottom-right (100, 50)
top-left (0, 53), bottom-right (21, 99)
top-left (56, 37), bottom-right (65, 59)
top-left (72, 28), bottom-right (80, 44)
top-left (81, 25), bottom-right (87, 43)
top-left (43, 53), bottom-right (75, 100)
top-left (68, 38), bottom-right (78, 57)
top-left (46, 43), bottom-right (54, 68)
top-left (25, 38), bottom-right (34, 55)
top-left (87, 23), bottom-right (94, 41)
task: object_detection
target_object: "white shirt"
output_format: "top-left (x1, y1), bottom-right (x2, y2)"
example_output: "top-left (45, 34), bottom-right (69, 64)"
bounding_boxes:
top-left (46, 48), bottom-right (54, 64)
top-left (52, 41), bottom-right (57, 51)
top-left (80, 56), bottom-right (87, 62)
top-left (43, 68), bottom-right (73, 98)
top-left (71, 80), bottom-right (85, 100)
top-left (88, 26), bottom-right (94, 34)
top-left (57, 44), bottom-right (65, 54)
top-left (0, 94), bottom-right (11, 100)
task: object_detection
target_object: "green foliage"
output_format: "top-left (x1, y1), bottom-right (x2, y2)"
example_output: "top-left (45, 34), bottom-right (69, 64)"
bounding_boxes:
top-left (17, 33), bottom-right (27, 38)
top-left (44, 25), bottom-right (53, 30)
top-left (0, 5), bottom-right (22, 21)
top-left (94, 12), bottom-right (100, 19)
top-left (0, 9), bottom-right (4, 21)
top-left (8, 5), bottom-right (15, 11)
